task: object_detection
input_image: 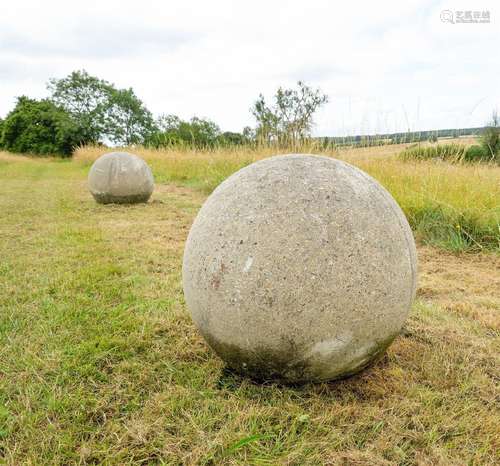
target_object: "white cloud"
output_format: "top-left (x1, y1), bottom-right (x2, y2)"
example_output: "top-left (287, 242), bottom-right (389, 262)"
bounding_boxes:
top-left (0, 0), bottom-right (499, 135)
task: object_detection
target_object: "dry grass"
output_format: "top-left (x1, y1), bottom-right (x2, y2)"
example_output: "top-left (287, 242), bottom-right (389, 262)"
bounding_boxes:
top-left (418, 246), bottom-right (500, 330)
top-left (71, 137), bottom-right (480, 164)
top-left (0, 154), bottom-right (498, 465)
top-left (73, 140), bottom-right (500, 251)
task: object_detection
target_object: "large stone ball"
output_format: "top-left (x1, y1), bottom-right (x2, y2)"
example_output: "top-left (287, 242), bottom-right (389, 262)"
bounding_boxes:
top-left (88, 152), bottom-right (154, 204)
top-left (182, 154), bottom-right (417, 383)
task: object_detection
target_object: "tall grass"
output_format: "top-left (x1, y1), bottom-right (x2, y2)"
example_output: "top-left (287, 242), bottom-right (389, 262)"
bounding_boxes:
top-left (400, 142), bottom-right (499, 164)
top-left (354, 158), bottom-right (499, 251)
top-left (400, 143), bottom-right (467, 162)
top-left (73, 144), bottom-right (500, 251)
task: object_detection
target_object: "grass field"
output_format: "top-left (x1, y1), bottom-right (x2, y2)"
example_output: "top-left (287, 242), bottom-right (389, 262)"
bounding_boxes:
top-left (0, 146), bottom-right (499, 465)
top-left (75, 140), bottom-right (500, 251)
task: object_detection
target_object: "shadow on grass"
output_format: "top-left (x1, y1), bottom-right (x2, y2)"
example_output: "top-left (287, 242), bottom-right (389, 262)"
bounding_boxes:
top-left (214, 353), bottom-right (393, 397)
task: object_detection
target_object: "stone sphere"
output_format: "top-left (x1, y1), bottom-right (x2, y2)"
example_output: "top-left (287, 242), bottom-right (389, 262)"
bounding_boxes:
top-left (182, 154), bottom-right (417, 383)
top-left (88, 152), bottom-right (154, 204)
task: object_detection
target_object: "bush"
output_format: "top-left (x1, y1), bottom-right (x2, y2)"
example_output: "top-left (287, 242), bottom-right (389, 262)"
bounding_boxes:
top-left (480, 125), bottom-right (499, 162)
top-left (464, 144), bottom-right (487, 162)
top-left (1, 97), bottom-right (81, 156)
top-left (217, 131), bottom-right (248, 146)
top-left (400, 143), bottom-right (466, 162)
top-left (400, 143), bottom-right (499, 164)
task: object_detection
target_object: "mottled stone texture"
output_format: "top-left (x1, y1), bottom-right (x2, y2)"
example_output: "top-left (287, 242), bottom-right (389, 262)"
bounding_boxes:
top-left (88, 152), bottom-right (154, 204)
top-left (183, 154), bottom-right (417, 383)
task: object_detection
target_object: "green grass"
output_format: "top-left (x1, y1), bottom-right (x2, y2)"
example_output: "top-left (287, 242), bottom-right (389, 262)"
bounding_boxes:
top-left (399, 143), bottom-right (467, 162)
top-left (0, 154), bottom-right (499, 464)
top-left (400, 142), bottom-right (498, 164)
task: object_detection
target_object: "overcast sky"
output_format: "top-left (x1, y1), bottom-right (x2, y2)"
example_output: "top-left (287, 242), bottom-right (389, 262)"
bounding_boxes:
top-left (1, 0), bottom-right (499, 136)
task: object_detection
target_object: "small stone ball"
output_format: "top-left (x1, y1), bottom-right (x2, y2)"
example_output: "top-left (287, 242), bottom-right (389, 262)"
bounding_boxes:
top-left (183, 154), bottom-right (417, 383)
top-left (88, 152), bottom-right (154, 204)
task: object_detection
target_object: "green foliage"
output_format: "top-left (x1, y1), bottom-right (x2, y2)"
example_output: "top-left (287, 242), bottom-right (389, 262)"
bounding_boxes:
top-left (215, 127), bottom-right (255, 147)
top-left (218, 131), bottom-right (251, 146)
top-left (48, 70), bottom-right (154, 146)
top-left (400, 144), bottom-right (467, 162)
top-left (1, 97), bottom-right (81, 156)
top-left (48, 70), bottom-right (110, 144)
top-left (251, 81), bottom-right (328, 146)
top-left (406, 204), bottom-right (498, 251)
top-left (480, 111), bottom-right (500, 161)
top-left (464, 144), bottom-right (487, 162)
top-left (401, 142), bottom-right (497, 164)
top-left (147, 115), bottom-right (222, 148)
top-left (106, 88), bottom-right (155, 145)
top-left (0, 117), bottom-right (4, 148)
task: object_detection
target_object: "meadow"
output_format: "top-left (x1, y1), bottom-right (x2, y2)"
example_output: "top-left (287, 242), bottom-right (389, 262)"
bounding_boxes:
top-left (0, 141), bottom-right (499, 465)
top-left (76, 139), bottom-right (499, 251)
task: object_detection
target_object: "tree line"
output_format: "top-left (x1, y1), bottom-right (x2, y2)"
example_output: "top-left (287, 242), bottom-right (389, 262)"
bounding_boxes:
top-left (0, 71), bottom-right (328, 156)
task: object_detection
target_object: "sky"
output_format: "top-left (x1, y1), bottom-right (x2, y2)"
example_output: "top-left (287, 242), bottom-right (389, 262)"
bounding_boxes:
top-left (1, 0), bottom-right (499, 136)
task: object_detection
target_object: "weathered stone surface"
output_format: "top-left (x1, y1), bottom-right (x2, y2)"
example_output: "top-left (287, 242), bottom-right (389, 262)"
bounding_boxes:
top-left (182, 154), bottom-right (417, 383)
top-left (88, 152), bottom-right (154, 204)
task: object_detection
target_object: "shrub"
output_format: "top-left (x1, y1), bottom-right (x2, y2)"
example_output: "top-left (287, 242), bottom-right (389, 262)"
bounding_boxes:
top-left (400, 143), bottom-right (466, 162)
top-left (464, 144), bottom-right (487, 162)
top-left (400, 143), bottom-right (500, 164)
top-left (480, 112), bottom-right (500, 162)
top-left (1, 96), bottom-right (81, 156)
top-left (217, 131), bottom-right (249, 146)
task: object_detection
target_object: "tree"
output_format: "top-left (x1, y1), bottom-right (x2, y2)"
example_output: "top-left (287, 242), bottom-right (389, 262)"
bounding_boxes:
top-left (218, 131), bottom-right (249, 146)
top-left (182, 117), bottom-right (220, 147)
top-left (242, 126), bottom-right (255, 140)
top-left (0, 117), bottom-right (4, 148)
top-left (150, 114), bottom-right (183, 146)
top-left (48, 70), bottom-right (154, 145)
top-left (106, 88), bottom-right (155, 145)
top-left (251, 81), bottom-right (328, 146)
top-left (1, 96), bottom-right (80, 156)
top-left (147, 115), bottom-right (221, 148)
top-left (48, 70), bottom-right (111, 144)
